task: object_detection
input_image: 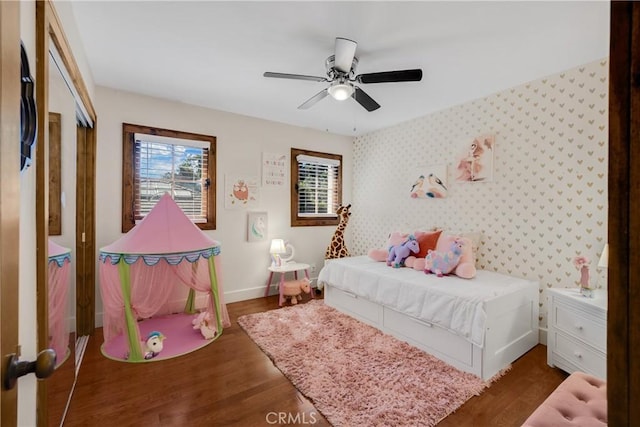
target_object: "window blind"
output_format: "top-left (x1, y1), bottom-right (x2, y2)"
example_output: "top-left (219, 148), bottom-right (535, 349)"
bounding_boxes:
top-left (134, 139), bottom-right (209, 222)
top-left (296, 154), bottom-right (340, 216)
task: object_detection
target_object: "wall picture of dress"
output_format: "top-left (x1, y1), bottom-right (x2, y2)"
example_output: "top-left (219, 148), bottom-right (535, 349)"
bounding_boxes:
top-left (455, 135), bottom-right (495, 182)
top-left (410, 164), bottom-right (448, 199)
top-left (247, 211), bottom-right (268, 242)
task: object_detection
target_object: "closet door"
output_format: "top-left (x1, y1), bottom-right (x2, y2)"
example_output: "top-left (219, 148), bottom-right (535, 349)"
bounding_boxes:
top-left (607, 2), bottom-right (640, 425)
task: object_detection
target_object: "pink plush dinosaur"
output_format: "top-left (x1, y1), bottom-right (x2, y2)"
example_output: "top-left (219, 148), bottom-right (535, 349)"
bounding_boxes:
top-left (425, 239), bottom-right (465, 277)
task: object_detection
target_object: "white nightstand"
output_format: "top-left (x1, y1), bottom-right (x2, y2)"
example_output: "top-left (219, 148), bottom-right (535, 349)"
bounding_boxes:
top-left (547, 288), bottom-right (607, 379)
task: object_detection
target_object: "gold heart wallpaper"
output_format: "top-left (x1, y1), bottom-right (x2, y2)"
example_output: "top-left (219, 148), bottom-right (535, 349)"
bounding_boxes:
top-left (351, 59), bottom-right (608, 330)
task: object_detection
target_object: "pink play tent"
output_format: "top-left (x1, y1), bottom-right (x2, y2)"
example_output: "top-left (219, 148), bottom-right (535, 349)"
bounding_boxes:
top-left (99, 193), bottom-right (230, 362)
top-left (49, 239), bottom-right (72, 367)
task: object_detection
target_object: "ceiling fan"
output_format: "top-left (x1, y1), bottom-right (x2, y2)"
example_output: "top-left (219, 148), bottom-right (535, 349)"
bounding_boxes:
top-left (263, 37), bottom-right (422, 112)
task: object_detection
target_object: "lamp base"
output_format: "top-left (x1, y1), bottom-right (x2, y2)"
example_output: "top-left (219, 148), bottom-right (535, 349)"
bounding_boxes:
top-left (271, 254), bottom-right (282, 267)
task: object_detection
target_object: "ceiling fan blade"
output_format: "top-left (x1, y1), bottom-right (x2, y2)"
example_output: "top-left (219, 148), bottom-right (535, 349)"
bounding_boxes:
top-left (356, 69), bottom-right (423, 84)
top-left (264, 72), bottom-right (327, 82)
top-left (334, 37), bottom-right (357, 73)
top-left (352, 87), bottom-right (380, 112)
top-left (298, 88), bottom-right (329, 109)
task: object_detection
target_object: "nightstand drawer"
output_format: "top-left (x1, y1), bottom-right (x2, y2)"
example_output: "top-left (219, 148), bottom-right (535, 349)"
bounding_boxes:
top-left (554, 332), bottom-right (606, 379)
top-left (554, 303), bottom-right (606, 351)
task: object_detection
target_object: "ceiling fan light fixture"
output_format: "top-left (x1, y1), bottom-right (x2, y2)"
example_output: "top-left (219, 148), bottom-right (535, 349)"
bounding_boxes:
top-left (328, 81), bottom-right (354, 101)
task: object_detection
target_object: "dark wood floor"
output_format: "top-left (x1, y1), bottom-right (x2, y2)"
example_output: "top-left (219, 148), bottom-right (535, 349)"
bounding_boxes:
top-left (59, 294), bottom-right (566, 426)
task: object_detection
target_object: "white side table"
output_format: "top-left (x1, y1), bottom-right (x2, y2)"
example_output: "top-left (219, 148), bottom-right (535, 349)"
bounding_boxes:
top-left (547, 287), bottom-right (607, 379)
top-left (264, 262), bottom-right (312, 306)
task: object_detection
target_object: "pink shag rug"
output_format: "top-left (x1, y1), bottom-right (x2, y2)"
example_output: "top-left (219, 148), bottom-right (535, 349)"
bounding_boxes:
top-left (238, 300), bottom-right (496, 427)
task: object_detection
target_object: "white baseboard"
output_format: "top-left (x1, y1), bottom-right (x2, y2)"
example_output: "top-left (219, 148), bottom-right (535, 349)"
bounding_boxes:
top-left (538, 327), bottom-right (548, 345)
top-left (225, 285), bottom-right (272, 303)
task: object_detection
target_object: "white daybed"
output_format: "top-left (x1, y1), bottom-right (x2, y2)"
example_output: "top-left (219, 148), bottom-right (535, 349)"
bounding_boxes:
top-left (317, 256), bottom-right (539, 380)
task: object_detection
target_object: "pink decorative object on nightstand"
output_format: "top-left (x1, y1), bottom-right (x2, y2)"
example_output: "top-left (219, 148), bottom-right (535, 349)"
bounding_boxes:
top-left (573, 255), bottom-right (593, 297)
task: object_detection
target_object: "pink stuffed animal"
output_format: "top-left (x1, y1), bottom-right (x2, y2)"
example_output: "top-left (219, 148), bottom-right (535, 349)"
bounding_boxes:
top-left (281, 277), bottom-right (311, 306)
top-left (431, 234), bottom-right (477, 279)
top-left (404, 230), bottom-right (443, 270)
top-left (368, 231), bottom-right (409, 261)
top-left (425, 239), bottom-right (465, 277)
top-left (192, 311), bottom-right (217, 339)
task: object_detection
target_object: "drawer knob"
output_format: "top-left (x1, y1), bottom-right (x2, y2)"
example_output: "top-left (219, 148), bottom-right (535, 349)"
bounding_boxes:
top-left (574, 351), bottom-right (583, 359)
top-left (574, 324), bottom-right (583, 330)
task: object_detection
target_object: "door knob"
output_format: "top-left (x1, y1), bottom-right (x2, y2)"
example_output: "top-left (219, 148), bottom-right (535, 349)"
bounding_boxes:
top-left (4, 349), bottom-right (56, 390)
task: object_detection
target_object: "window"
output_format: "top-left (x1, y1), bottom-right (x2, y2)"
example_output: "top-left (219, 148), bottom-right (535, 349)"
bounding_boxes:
top-left (122, 123), bottom-right (216, 232)
top-left (291, 148), bottom-right (342, 227)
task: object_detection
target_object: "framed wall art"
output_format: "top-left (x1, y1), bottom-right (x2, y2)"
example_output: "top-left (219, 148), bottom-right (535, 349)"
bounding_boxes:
top-left (410, 164), bottom-right (448, 199)
top-left (455, 135), bottom-right (495, 183)
top-left (247, 211), bottom-right (268, 242)
top-left (225, 174), bottom-right (260, 209)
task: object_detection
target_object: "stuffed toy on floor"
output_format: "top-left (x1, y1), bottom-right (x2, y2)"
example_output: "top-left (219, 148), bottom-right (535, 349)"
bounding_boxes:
top-left (192, 311), bottom-right (217, 339)
top-left (281, 277), bottom-right (311, 306)
top-left (143, 331), bottom-right (165, 360)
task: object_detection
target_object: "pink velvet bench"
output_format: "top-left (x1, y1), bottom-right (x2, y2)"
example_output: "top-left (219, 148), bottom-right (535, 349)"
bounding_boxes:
top-left (522, 371), bottom-right (607, 426)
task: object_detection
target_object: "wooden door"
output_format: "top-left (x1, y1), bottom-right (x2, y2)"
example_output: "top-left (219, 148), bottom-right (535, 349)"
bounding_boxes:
top-left (608, 2), bottom-right (640, 425)
top-left (0, 1), bottom-right (21, 425)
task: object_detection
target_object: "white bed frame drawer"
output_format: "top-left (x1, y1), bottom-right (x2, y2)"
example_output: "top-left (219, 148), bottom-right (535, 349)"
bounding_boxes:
top-left (325, 285), bottom-right (382, 326)
top-left (324, 276), bottom-right (538, 380)
top-left (383, 307), bottom-right (473, 366)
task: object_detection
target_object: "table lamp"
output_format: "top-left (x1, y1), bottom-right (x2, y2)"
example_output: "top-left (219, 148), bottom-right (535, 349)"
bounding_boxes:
top-left (598, 243), bottom-right (608, 289)
top-left (270, 239), bottom-right (286, 267)
top-left (598, 244), bottom-right (608, 269)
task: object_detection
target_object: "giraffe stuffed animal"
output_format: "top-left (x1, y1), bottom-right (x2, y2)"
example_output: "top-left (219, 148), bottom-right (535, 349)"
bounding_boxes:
top-left (325, 204), bottom-right (351, 259)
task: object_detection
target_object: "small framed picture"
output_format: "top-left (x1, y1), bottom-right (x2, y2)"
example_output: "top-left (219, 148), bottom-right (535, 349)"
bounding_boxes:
top-left (225, 174), bottom-right (260, 210)
top-left (410, 164), bottom-right (448, 199)
top-left (247, 211), bottom-right (268, 242)
top-left (455, 135), bottom-right (495, 183)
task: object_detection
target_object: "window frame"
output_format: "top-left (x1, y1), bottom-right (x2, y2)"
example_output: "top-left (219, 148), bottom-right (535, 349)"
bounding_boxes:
top-left (122, 123), bottom-right (216, 232)
top-left (290, 147), bottom-right (342, 227)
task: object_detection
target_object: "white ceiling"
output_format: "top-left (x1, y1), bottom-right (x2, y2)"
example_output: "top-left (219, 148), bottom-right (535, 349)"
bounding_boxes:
top-left (70, 1), bottom-right (610, 136)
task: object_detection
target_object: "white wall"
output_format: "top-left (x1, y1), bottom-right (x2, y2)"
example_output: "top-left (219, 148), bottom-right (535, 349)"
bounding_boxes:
top-left (94, 87), bottom-right (353, 322)
top-left (49, 1), bottom-right (96, 103)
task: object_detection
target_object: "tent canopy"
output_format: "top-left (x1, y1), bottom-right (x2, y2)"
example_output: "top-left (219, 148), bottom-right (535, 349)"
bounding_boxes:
top-left (101, 192), bottom-right (218, 256)
top-left (49, 239), bottom-right (71, 266)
